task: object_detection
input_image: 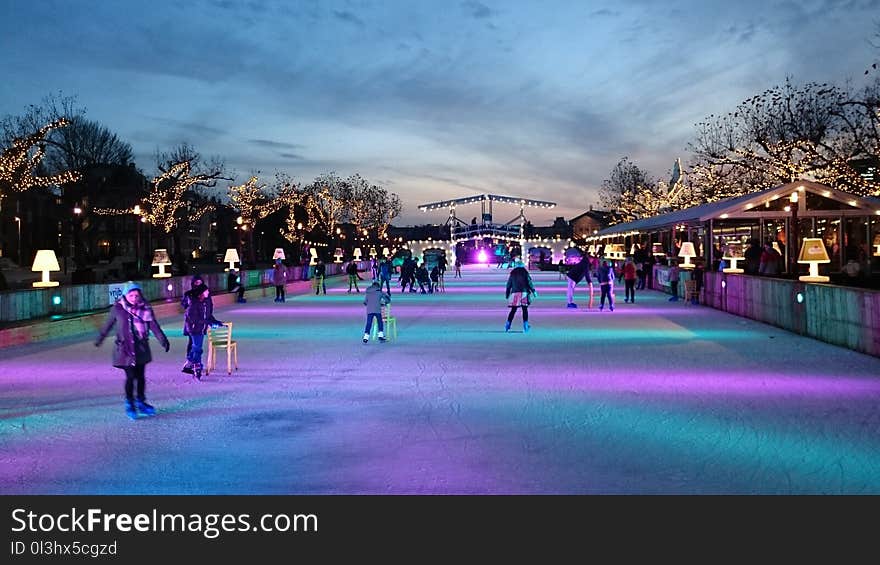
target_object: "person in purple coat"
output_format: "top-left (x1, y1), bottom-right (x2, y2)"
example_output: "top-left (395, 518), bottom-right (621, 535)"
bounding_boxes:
top-left (95, 282), bottom-right (170, 419)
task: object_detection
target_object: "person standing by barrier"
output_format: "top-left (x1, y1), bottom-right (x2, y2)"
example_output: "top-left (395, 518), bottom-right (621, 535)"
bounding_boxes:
top-left (597, 260), bottom-right (615, 312)
top-left (273, 259), bottom-right (287, 302)
top-left (454, 257), bottom-right (462, 278)
top-left (505, 260), bottom-right (536, 333)
top-left (623, 257), bottom-right (637, 303)
top-left (95, 282), bottom-right (170, 420)
top-left (346, 260), bottom-right (362, 293)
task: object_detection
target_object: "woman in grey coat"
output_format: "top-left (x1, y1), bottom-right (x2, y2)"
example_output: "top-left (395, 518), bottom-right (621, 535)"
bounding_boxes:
top-left (95, 282), bottom-right (170, 420)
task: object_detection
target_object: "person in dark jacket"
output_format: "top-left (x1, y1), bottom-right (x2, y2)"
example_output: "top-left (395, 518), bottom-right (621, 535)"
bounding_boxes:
top-left (379, 257), bottom-right (393, 294)
top-left (505, 261), bottom-right (536, 332)
top-left (362, 281), bottom-right (391, 343)
top-left (313, 259), bottom-right (326, 295)
top-left (273, 259), bottom-right (287, 302)
top-left (623, 257), bottom-right (637, 303)
top-left (95, 282), bottom-right (170, 419)
top-left (597, 260), bottom-right (615, 311)
top-left (744, 239), bottom-right (762, 275)
top-left (346, 260), bottom-right (362, 293)
top-left (415, 261), bottom-right (431, 294)
top-left (183, 283), bottom-right (224, 379)
top-left (565, 255), bottom-right (592, 309)
top-left (181, 273), bottom-right (214, 373)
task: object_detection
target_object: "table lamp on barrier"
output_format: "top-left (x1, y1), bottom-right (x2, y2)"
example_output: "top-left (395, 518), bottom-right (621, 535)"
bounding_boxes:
top-left (273, 248), bottom-right (286, 261)
top-left (333, 248), bottom-right (344, 263)
top-left (151, 248), bottom-right (172, 278)
top-left (223, 248), bottom-right (240, 272)
top-left (722, 242), bottom-right (744, 273)
top-left (797, 238), bottom-right (830, 283)
top-left (309, 248), bottom-right (318, 265)
top-left (354, 247), bottom-right (362, 261)
top-left (652, 242), bottom-right (665, 256)
top-left (31, 250), bottom-right (61, 288)
top-left (678, 242), bottom-right (696, 269)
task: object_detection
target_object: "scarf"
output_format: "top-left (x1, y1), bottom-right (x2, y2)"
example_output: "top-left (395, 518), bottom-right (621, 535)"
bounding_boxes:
top-left (121, 297), bottom-right (153, 340)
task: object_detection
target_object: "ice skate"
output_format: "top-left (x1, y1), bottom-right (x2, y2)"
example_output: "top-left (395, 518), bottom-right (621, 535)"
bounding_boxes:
top-left (505, 321), bottom-right (511, 332)
top-left (523, 321), bottom-right (530, 333)
top-left (363, 333), bottom-right (370, 343)
top-left (125, 401), bottom-right (138, 420)
top-left (567, 303), bottom-right (577, 308)
top-left (378, 331), bottom-right (387, 343)
top-left (181, 362), bottom-right (194, 374)
top-left (193, 363), bottom-right (202, 380)
top-left (135, 400), bottom-right (156, 416)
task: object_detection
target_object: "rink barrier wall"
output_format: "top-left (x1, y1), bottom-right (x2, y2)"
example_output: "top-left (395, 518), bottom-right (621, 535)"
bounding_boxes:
top-left (652, 265), bottom-right (880, 358)
top-left (0, 262), bottom-right (358, 348)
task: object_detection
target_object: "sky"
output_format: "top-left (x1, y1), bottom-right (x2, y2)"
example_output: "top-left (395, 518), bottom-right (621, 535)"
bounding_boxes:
top-left (2, 0), bottom-right (879, 225)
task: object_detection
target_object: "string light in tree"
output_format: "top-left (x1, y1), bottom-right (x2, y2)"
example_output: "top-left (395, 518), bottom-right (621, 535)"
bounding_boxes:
top-left (0, 118), bottom-right (81, 200)
top-left (141, 160), bottom-right (218, 233)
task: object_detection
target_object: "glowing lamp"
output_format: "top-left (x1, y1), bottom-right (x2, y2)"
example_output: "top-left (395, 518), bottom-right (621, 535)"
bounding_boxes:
top-left (382, 247), bottom-right (390, 258)
top-left (630, 244), bottom-right (638, 256)
top-left (353, 247), bottom-right (362, 260)
top-left (678, 242), bottom-right (696, 269)
top-left (478, 249), bottom-right (488, 263)
top-left (587, 244), bottom-right (596, 255)
top-left (797, 238), bottom-right (830, 282)
top-left (369, 247), bottom-right (377, 258)
top-left (31, 250), bottom-right (61, 288)
top-left (873, 234), bottom-right (880, 257)
top-left (223, 248), bottom-right (240, 272)
top-left (151, 248), bottom-right (172, 278)
top-left (309, 247), bottom-right (318, 265)
top-left (273, 248), bottom-right (286, 260)
top-left (605, 244), bottom-right (625, 261)
top-left (333, 248), bottom-right (344, 263)
top-left (722, 242), bottom-right (744, 273)
top-left (652, 242), bottom-right (665, 256)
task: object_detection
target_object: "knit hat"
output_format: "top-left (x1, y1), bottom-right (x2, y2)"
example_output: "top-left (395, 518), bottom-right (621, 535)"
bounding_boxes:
top-left (122, 281), bottom-right (142, 295)
top-left (190, 283), bottom-right (209, 297)
top-left (191, 272), bottom-right (204, 286)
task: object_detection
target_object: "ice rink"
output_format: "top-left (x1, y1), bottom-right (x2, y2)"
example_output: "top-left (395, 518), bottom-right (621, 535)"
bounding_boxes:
top-left (2, 265), bottom-right (879, 494)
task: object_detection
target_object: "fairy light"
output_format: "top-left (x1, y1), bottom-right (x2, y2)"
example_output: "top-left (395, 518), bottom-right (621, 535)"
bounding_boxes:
top-left (139, 160), bottom-right (218, 233)
top-left (229, 176), bottom-right (282, 229)
top-left (0, 118), bottom-right (81, 199)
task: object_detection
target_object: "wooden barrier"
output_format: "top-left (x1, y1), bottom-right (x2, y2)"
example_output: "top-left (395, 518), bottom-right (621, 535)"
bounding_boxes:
top-left (0, 263), bottom-right (356, 349)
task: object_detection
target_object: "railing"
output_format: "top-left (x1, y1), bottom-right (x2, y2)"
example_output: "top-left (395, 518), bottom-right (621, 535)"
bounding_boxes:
top-left (452, 223), bottom-right (522, 240)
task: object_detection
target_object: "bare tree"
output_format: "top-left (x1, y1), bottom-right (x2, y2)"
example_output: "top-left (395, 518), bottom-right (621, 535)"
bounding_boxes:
top-left (599, 157), bottom-right (663, 223)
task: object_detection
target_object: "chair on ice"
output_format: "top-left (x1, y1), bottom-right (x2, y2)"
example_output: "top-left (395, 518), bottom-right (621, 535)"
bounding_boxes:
top-left (206, 322), bottom-right (239, 375)
top-left (370, 304), bottom-right (397, 341)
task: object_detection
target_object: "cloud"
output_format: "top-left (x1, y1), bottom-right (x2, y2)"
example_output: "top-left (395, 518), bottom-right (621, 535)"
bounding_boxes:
top-left (146, 116), bottom-right (228, 137)
top-left (248, 139), bottom-right (305, 150)
top-left (332, 10), bottom-right (365, 27)
top-left (461, 1), bottom-right (494, 19)
top-left (279, 152), bottom-right (306, 160)
top-left (589, 9), bottom-right (620, 17)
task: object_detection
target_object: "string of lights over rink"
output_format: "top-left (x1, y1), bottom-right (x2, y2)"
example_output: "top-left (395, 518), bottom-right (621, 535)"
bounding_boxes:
top-left (2, 266), bottom-right (880, 494)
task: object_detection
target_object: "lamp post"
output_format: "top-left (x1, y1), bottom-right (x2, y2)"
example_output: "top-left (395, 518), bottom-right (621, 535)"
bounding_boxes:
top-left (14, 216), bottom-right (21, 266)
top-left (133, 205), bottom-right (142, 274)
top-left (789, 191), bottom-right (799, 276)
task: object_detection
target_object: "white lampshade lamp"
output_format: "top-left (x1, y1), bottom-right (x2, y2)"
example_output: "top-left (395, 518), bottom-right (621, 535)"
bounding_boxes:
top-left (353, 247), bottom-right (362, 260)
top-left (797, 238), bottom-right (830, 282)
top-left (273, 248), bottom-right (286, 260)
top-left (309, 247), bottom-right (318, 265)
top-left (151, 248), bottom-right (172, 278)
top-left (630, 244), bottom-right (638, 256)
top-left (382, 247), bottom-right (390, 258)
top-left (587, 244), bottom-right (596, 255)
top-left (369, 247), bottom-right (377, 258)
top-left (873, 234), bottom-right (880, 257)
top-left (722, 242), bottom-right (745, 273)
top-left (678, 241), bottom-right (696, 269)
top-left (605, 243), bottom-right (625, 261)
top-left (333, 248), bottom-right (344, 263)
top-left (31, 250), bottom-right (60, 287)
top-left (652, 242), bottom-right (665, 256)
top-left (223, 248), bottom-right (240, 271)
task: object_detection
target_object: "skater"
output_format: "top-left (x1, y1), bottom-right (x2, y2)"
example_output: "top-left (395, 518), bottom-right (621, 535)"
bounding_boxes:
top-left (273, 259), bottom-right (287, 302)
top-left (227, 267), bottom-right (247, 303)
top-left (183, 283), bottom-right (224, 379)
top-left (505, 260), bottom-right (536, 332)
top-left (313, 259), bottom-right (327, 295)
top-left (370, 256), bottom-right (379, 280)
top-left (437, 254), bottom-right (447, 278)
top-left (668, 263), bottom-right (681, 301)
top-left (95, 282), bottom-right (170, 419)
top-left (379, 256), bottom-right (393, 294)
top-left (415, 261), bottom-right (431, 294)
top-left (623, 257), bottom-right (637, 303)
top-left (181, 273), bottom-right (214, 371)
top-left (401, 256), bottom-right (416, 293)
top-left (597, 260), bottom-right (615, 311)
top-left (346, 260), bottom-right (362, 293)
top-left (565, 255), bottom-right (592, 309)
top-left (363, 280), bottom-right (391, 343)
top-left (454, 257), bottom-right (462, 278)
top-left (430, 264), bottom-right (441, 293)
